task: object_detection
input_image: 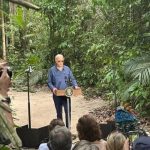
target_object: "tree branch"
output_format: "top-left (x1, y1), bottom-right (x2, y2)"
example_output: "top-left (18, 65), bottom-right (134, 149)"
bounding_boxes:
top-left (8, 0), bottom-right (40, 10)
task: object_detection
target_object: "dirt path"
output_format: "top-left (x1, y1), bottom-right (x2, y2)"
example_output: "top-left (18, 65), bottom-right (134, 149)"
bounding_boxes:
top-left (10, 89), bottom-right (107, 134)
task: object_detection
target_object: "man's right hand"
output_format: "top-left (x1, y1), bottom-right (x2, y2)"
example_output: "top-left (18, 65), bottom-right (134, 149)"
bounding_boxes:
top-left (53, 88), bottom-right (57, 94)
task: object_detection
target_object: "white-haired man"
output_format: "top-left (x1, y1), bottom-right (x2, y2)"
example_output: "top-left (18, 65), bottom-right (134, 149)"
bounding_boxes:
top-left (48, 54), bottom-right (79, 128)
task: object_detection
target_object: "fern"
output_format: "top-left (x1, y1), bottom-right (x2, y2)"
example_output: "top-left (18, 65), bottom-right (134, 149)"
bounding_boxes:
top-left (124, 56), bottom-right (150, 85)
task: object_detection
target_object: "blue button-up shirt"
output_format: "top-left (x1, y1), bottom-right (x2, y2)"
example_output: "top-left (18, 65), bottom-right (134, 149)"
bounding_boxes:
top-left (48, 65), bottom-right (78, 90)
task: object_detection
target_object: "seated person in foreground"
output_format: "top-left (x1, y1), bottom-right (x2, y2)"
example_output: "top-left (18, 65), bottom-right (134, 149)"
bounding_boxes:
top-left (39, 118), bottom-right (65, 150)
top-left (72, 114), bottom-right (107, 150)
top-left (48, 125), bottom-right (72, 150)
top-left (0, 59), bottom-right (22, 149)
top-left (106, 131), bottom-right (129, 150)
top-left (132, 136), bottom-right (150, 150)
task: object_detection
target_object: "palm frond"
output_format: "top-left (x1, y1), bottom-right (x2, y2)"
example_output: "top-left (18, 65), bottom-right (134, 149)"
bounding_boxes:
top-left (122, 81), bottom-right (139, 100)
top-left (124, 56), bottom-right (150, 85)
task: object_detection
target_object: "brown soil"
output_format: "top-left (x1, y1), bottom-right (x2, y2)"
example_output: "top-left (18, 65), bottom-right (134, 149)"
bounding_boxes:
top-left (10, 88), bottom-right (107, 134)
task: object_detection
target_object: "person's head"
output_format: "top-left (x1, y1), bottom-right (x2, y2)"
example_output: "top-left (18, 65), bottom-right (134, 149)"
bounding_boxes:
top-left (133, 136), bottom-right (150, 150)
top-left (49, 118), bottom-right (65, 132)
top-left (55, 54), bottom-right (64, 68)
top-left (0, 59), bottom-right (12, 97)
top-left (76, 114), bottom-right (101, 142)
top-left (106, 131), bottom-right (126, 150)
top-left (49, 125), bottom-right (72, 150)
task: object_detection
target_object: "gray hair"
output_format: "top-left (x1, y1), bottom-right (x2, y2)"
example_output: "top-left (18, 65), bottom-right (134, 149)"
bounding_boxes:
top-left (55, 54), bottom-right (64, 61)
top-left (49, 125), bottom-right (72, 150)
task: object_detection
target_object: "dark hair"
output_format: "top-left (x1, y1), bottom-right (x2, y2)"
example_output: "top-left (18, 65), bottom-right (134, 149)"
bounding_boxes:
top-left (77, 114), bottom-right (101, 142)
top-left (133, 136), bottom-right (150, 150)
top-left (49, 119), bottom-right (65, 132)
top-left (49, 126), bottom-right (72, 150)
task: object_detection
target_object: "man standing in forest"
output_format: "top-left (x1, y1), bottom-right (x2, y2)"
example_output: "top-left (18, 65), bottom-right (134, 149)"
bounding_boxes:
top-left (48, 54), bottom-right (79, 128)
top-left (0, 59), bottom-right (22, 149)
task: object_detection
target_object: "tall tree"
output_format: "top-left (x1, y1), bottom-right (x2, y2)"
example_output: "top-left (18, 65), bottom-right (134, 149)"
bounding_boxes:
top-left (9, 1), bottom-right (16, 47)
top-left (0, 0), bottom-right (7, 60)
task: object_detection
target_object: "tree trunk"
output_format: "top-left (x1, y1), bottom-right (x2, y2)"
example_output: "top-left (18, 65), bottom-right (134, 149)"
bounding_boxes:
top-left (1, 0), bottom-right (7, 60)
top-left (9, 2), bottom-right (15, 47)
top-left (8, 0), bottom-right (40, 10)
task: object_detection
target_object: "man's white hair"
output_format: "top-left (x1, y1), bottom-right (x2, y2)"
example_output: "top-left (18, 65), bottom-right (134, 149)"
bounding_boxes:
top-left (55, 54), bottom-right (64, 61)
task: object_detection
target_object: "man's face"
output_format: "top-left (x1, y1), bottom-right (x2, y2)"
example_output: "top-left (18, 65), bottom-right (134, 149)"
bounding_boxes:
top-left (0, 64), bottom-right (12, 96)
top-left (55, 56), bottom-right (64, 68)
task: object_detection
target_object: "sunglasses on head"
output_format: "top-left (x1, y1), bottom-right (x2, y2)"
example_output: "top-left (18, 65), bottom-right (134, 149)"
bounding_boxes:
top-left (0, 69), bottom-right (12, 79)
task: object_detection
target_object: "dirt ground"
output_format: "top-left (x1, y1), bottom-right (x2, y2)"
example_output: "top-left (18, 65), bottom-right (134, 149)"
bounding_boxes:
top-left (10, 88), bottom-right (107, 134)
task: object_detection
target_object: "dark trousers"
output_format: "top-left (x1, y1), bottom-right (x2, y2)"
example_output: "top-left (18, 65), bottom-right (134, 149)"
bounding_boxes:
top-left (53, 95), bottom-right (71, 128)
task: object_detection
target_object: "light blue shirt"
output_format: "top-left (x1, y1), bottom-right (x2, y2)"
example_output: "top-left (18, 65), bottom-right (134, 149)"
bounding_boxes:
top-left (48, 65), bottom-right (78, 90)
top-left (38, 142), bottom-right (75, 150)
top-left (38, 143), bottom-right (49, 150)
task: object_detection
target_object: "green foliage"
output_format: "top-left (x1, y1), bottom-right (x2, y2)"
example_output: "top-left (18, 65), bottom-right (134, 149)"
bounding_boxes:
top-left (82, 0), bottom-right (149, 115)
top-left (0, 146), bottom-right (10, 150)
top-left (5, 7), bottom-right (49, 88)
top-left (125, 56), bottom-right (150, 85)
top-left (123, 55), bottom-right (150, 115)
top-left (12, 7), bottom-right (26, 29)
top-left (2, 0), bottom-right (149, 115)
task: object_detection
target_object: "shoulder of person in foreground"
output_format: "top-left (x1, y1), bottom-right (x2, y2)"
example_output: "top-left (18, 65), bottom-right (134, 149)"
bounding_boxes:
top-left (91, 139), bottom-right (107, 150)
top-left (0, 99), bottom-right (22, 149)
top-left (0, 59), bottom-right (22, 149)
top-left (38, 142), bottom-right (49, 150)
top-left (73, 140), bottom-right (99, 150)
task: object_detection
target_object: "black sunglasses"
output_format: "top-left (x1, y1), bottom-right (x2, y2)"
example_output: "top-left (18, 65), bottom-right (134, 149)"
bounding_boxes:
top-left (0, 69), bottom-right (12, 79)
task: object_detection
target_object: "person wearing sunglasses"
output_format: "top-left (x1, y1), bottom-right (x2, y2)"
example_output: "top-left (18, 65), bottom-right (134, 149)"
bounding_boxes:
top-left (0, 59), bottom-right (22, 149)
top-left (48, 54), bottom-right (79, 129)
